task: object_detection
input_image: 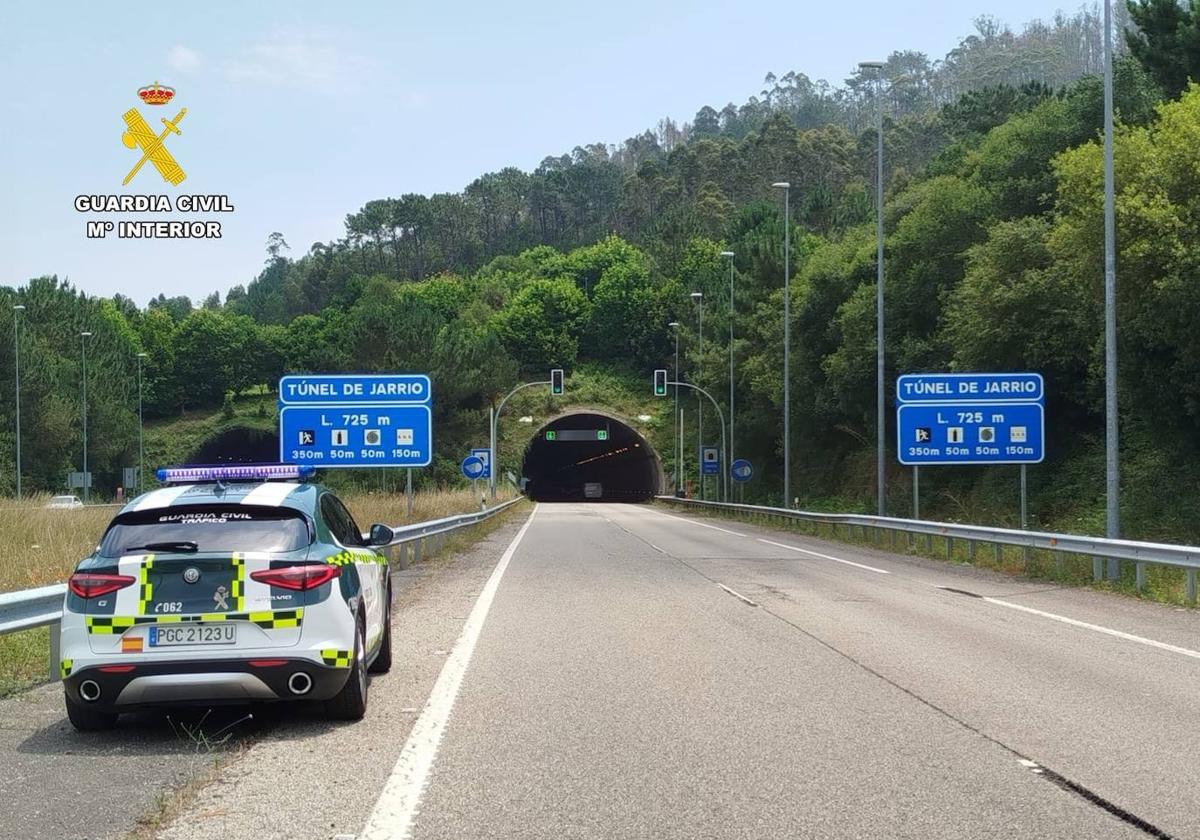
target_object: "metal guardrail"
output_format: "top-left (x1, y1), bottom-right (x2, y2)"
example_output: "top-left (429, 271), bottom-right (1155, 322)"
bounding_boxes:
top-left (657, 496), bottom-right (1200, 604)
top-left (0, 497), bottom-right (525, 685)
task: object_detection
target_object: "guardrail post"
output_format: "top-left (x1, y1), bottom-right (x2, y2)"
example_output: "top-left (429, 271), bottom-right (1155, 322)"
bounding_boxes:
top-left (968, 539), bottom-right (976, 562)
top-left (993, 543), bottom-right (1001, 564)
top-left (1187, 569), bottom-right (1197, 605)
top-left (413, 538), bottom-right (423, 564)
top-left (946, 537), bottom-right (953, 561)
top-left (1093, 556), bottom-right (1104, 582)
top-left (924, 533), bottom-right (932, 553)
top-left (49, 621), bottom-right (61, 683)
top-left (1136, 562), bottom-right (1146, 593)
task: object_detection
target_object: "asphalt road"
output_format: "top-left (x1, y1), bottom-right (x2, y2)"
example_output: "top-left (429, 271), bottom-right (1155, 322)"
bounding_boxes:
top-left (362, 503), bottom-right (1199, 840)
top-left (6, 502), bottom-right (1200, 839)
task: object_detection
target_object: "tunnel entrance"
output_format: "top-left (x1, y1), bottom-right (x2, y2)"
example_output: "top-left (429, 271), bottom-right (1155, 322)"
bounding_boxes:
top-left (521, 412), bottom-right (663, 503)
top-left (188, 426), bottom-right (280, 464)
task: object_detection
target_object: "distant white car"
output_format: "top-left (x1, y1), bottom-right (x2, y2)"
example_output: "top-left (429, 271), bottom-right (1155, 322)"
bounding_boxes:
top-left (47, 495), bottom-right (84, 509)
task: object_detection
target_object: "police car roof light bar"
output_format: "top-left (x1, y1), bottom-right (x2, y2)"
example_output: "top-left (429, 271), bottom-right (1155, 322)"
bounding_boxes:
top-left (156, 464), bottom-right (316, 484)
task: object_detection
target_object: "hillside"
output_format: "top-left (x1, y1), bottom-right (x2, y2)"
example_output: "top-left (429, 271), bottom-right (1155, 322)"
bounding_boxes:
top-left (3, 2), bottom-right (1200, 544)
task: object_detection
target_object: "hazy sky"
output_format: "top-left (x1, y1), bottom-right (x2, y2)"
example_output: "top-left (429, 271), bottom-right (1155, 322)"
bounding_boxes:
top-left (1, 0), bottom-right (1074, 303)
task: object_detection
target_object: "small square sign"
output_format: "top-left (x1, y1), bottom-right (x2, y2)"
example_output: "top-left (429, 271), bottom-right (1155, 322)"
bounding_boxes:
top-left (947, 427), bottom-right (964, 443)
top-left (1010, 426), bottom-right (1028, 443)
top-left (364, 429), bottom-right (382, 446)
top-left (915, 427), bottom-right (931, 443)
top-left (331, 429), bottom-right (349, 447)
top-left (298, 430), bottom-right (315, 446)
top-left (396, 428), bottom-right (414, 445)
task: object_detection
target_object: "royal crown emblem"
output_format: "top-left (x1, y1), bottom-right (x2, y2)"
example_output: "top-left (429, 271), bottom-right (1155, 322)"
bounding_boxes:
top-left (137, 81), bottom-right (175, 106)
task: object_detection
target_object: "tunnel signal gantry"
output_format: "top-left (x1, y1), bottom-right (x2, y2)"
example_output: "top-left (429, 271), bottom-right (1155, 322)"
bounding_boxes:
top-left (653, 370), bottom-right (728, 502)
top-left (489, 370), bottom-right (567, 500)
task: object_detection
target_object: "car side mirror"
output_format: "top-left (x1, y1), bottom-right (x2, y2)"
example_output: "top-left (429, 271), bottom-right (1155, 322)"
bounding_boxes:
top-left (368, 524), bottom-right (394, 546)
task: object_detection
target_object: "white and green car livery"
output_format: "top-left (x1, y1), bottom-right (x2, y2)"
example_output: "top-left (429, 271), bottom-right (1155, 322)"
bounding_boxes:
top-left (60, 465), bottom-right (394, 731)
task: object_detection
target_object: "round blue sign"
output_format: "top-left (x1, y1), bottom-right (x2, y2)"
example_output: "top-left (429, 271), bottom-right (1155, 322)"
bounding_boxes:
top-left (731, 459), bottom-right (753, 483)
top-left (461, 456), bottom-right (485, 480)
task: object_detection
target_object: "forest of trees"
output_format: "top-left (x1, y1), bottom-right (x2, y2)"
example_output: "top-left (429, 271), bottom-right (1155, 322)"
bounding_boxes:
top-left (2, 2), bottom-right (1199, 536)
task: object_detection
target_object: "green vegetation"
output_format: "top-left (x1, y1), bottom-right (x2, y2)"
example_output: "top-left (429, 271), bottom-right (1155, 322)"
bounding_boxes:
top-left (2, 8), bottom-right (1199, 546)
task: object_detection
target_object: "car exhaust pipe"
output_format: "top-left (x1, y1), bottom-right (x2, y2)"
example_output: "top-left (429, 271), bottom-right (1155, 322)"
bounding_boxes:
top-left (79, 680), bottom-right (102, 703)
top-left (287, 671), bottom-right (313, 696)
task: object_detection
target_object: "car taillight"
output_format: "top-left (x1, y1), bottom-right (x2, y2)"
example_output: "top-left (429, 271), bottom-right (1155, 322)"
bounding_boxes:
top-left (250, 564), bottom-right (339, 591)
top-left (68, 573), bottom-right (136, 599)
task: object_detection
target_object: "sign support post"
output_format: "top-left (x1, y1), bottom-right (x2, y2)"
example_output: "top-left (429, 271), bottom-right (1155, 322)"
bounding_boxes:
top-left (406, 468), bottom-right (413, 518)
top-left (913, 466), bottom-right (920, 520)
top-left (1021, 463), bottom-right (1029, 570)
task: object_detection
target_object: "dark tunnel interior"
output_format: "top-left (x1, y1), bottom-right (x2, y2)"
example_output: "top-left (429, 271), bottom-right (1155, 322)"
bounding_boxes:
top-left (189, 427), bottom-right (281, 464)
top-left (521, 413), bottom-right (662, 503)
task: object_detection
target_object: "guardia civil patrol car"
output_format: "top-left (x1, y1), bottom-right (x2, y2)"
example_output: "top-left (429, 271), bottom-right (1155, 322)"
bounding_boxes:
top-left (59, 464), bottom-right (394, 731)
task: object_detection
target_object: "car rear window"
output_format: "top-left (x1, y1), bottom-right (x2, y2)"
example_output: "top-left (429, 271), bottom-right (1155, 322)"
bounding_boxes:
top-left (99, 504), bottom-right (312, 555)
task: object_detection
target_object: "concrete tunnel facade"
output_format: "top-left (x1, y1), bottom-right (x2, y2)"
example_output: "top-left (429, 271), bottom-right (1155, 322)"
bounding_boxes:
top-left (520, 410), bottom-right (665, 502)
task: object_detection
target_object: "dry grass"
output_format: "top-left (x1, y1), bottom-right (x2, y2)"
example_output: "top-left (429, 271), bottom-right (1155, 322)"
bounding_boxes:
top-left (0, 495), bottom-right (117, 593)
top-left (0, 487), bottom-right (517, 595)
top-left (345, 486), bottom-right (517, 532)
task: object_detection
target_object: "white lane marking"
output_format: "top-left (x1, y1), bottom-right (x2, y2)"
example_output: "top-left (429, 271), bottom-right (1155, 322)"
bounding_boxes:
top-left (718, 583), bottom-right (759, 607)
top-left (359, 505), bottom-right (538, 840)
top-left (757, 538), bottom-right (890, 575)
top-left (652, 509), bottom-right (746, 537)
top-left (981, 596), bottom-right (1200, 662)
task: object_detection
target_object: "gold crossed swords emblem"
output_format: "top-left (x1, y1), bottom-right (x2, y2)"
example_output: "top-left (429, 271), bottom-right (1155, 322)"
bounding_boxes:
top-left (121, 107), bottom-right (187, 186)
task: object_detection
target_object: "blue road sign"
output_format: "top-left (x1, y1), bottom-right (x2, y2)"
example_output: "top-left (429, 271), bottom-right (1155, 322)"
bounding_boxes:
top-left (896, 372), bottom-right (1045, 466)
top-left (278, 374), bottom-right (431, 406)
top-left (731, 459), bottom-right (753, 483)
top-left (897, 402), bottom-right (1044, 465)
top-left (470, 447), bottom-right (492, 479)
top-left (896, 372), bottom-right (1043, 404)
top-left (461, 456), bottom-right (486, 480)
top-left (280, 404), bottom-right (432, 468)
top-left (701, 445), bottom-right (720, 476)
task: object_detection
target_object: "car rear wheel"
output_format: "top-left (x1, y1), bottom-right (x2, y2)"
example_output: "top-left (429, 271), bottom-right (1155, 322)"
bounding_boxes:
top-left (368, 586), bottom-right (392, 675)
top-left (325, 623), bottom-right (368, 721)
top-left (65, 692), bottom-right (118, 731)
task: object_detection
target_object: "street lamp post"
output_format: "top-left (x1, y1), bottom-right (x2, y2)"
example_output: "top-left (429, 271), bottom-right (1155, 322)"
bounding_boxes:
top-left (668, 321), bottom-right (681, 493)
top-left (80, 331), bottom-right (92, 502)
top-left (13, 305), bottom-right (24, 499)
top-left (860, 59), bottom-right (887, 517)
top-left (1102, 0), bottom-right (1120, 577)
top-left (720, 250), bottom-right (736, 477)
top-left (773, 182), bottom-right (791, 507)
top-left (690, 291), bottom-right (704, 498)
top-left (137, 352), bottom-right (148, 493)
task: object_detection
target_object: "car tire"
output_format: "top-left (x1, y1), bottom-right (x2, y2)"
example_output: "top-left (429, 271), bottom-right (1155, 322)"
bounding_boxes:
top-left (325, 622), bottom-right (368, 721)
top-left (368, 586), bottom-right (392, 675)
top-left (65, 693), bottom-right (118, 731)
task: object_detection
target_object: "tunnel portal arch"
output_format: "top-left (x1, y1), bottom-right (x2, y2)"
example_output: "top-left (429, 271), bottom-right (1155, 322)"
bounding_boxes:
top-left (520, 410), bottom-right (665, 502)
